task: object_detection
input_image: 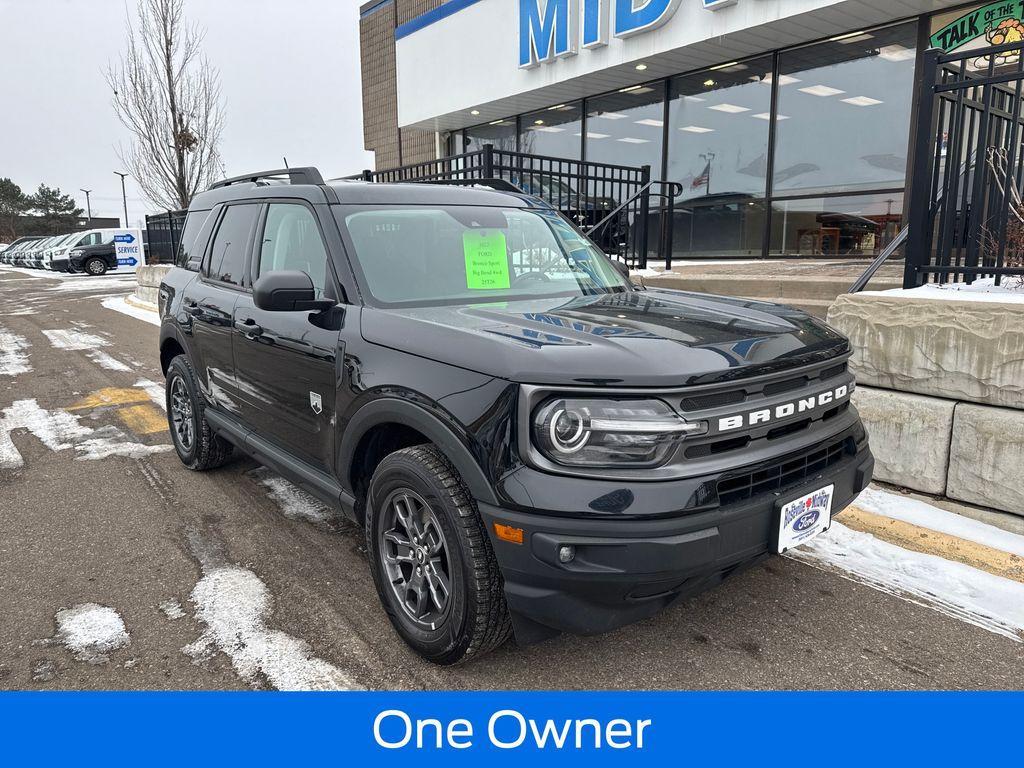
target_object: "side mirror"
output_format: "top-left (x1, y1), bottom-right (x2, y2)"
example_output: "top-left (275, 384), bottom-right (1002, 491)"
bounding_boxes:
top-left (253, 270), bottom-right (334, 312)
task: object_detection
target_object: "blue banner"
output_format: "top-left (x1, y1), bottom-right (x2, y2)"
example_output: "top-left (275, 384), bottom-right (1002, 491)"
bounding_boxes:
top-left (1, 691), bottom-right (1020, 765)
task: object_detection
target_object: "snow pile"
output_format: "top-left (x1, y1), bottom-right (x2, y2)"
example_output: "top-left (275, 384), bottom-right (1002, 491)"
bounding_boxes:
top-left (790, 517), bottom-right (1024, 643)
top-left (855, 487), bottom-right (1024, 559)
top-left (0, 328), bottom-right (31, 376)
top-left (102, 295), bottom-right (160, 327)
top-left (630, 267), bottom-right (665, 278)
top-left (866, 277), bottom-right (1024, 304)
top-left (251, 468), bottom-right (334, 525)
top-left (55, 603), bottom-right (131, 663)
top-left (184, 566), bottom-right (360, 691)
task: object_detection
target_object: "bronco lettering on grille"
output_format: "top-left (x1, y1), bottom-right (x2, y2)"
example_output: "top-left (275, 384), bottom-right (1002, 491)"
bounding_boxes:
top-left (717, 384), bottom-right (852, 433)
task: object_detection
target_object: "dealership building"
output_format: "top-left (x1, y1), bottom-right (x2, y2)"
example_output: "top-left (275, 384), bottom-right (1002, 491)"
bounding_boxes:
top-left (359, 0), bottom-right (1021, 261)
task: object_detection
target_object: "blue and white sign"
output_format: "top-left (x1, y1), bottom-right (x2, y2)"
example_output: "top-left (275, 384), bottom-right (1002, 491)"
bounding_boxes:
top-left (520, 0), bottom-right (740, 68)
top-left (112, 228), bottom-right (144, 272)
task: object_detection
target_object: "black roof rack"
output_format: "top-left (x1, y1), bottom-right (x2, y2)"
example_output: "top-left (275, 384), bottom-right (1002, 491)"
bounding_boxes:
top-left (421, 178), bottom-right (524, 194)
top-left (209, 167), bottom-right (325, 190)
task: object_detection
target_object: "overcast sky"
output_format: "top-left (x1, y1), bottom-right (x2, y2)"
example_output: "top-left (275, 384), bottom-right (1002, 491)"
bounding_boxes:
top-left (0, 0), bottom-right (373, 227)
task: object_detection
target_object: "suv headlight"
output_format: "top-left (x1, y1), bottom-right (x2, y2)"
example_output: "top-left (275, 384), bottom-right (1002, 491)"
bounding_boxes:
top-left (532, 398), bottom-right (706, 468)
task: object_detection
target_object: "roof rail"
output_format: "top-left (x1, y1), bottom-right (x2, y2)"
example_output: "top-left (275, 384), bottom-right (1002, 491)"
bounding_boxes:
top-left (421, 178), bottom-right (524, 194)
top-left (209, 167), bottom-right (325, 190)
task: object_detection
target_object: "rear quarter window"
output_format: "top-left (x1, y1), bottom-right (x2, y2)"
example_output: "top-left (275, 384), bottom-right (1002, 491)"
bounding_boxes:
top-left (176, 210), bottom-right (211, 271)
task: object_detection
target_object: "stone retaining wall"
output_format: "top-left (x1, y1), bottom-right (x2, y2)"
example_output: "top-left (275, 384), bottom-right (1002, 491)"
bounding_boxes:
top-left (135, 265), bottom-right (171, 305)
top-left (828, 293), bottom-right (1023, 517)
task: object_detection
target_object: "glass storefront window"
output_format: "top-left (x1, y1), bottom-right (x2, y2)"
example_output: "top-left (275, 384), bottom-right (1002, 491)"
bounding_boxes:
top-left (585, 83), bottom-right (665, 170)
top-left (461, 119), bottom-right (517, 153)
top-left (668, 198), bottom-right (767, 259)
top-left (519, 102), bottom-right (582, 159)
top-left (667, 56), bottom-right (773, 203)
top-left (773, 22), bottom-right (917, 195)
top-left (768, 192), bottom-right (904, 256)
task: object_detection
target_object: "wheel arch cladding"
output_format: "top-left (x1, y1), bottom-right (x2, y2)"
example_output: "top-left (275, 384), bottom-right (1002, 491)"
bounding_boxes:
top-left (341, 398), bottom-right (499, 513)
top-left (160, 336), bottom-right (185, 375)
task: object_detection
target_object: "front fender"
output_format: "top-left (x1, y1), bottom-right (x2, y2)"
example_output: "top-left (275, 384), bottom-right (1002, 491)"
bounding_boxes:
top-left (338, 396), bottom-right (499, 506)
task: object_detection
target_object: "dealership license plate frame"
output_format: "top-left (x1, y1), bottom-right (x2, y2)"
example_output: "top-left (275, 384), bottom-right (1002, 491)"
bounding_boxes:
top-left (773, 484), bottom-right (835, 554)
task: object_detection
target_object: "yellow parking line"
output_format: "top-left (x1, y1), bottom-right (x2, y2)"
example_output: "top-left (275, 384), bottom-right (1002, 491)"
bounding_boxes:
top-left (68, 387), bottom-right (152, 411)
top-left (838, 505), bottom-right (1024, 584)
top-left (117, 404), bottom-right (168, 435)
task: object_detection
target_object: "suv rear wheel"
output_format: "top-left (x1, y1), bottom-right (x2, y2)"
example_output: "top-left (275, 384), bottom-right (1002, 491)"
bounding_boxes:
top-left (165, 355), bottom-right (233, 471)
top-left (84, 257), bottom-right (107, 276)
top-left (366, 445), bottom-right (511, 664)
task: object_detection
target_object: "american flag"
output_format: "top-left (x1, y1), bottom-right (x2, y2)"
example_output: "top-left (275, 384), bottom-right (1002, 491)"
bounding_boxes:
top-left (692, 160), bottom-right (711, 190)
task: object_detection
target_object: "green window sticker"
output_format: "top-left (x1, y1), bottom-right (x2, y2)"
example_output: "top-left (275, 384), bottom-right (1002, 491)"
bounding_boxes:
top-left (463, 230), bottom-right (510, 290)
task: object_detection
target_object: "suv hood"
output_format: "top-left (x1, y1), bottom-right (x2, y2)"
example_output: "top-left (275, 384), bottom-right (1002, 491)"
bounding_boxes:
top-left (360, 289), bottom-right (849, 387)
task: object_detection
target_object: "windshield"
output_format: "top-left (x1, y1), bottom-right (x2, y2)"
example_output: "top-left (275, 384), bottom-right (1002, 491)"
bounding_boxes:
top-left (340, 206), bottom-right (630, 307)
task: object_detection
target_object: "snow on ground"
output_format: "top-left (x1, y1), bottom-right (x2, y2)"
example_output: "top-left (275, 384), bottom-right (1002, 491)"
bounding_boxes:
top-left (0, 328), bottom-right (31, 376)
top-left (42, 327), bottom-right (135, 373)
top-left (135, 379), bottom-right (166, 410)
top-left (866, 277), bottom-right (1024, 303)
top-left (789, 522), bottom-right (1024, 643)
top-left (184, 565), bottom-right (361, 690)
top-left (102, 295), bottom-right (160, 326)
top-left (54, 603), bottom-right (131, 664)
top-left (0, 399), bottom-right (170, 468)
top-left (249, 467), bottom-right (335, 525)
top-left (42, 328), bottom-right (108, 350)
top-left (159, 599), bottom-right (185, 620)
top-left (855, 487), bottom-right (1024, 559)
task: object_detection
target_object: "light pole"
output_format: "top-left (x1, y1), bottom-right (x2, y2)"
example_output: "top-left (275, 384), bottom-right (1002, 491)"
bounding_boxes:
top-left (79, 189), bottom-right (93, 225)
top-left (113, 171), bottom-right (130, 227)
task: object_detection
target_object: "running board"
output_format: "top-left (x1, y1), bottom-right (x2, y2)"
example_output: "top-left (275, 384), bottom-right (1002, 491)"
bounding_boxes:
top-left (203, 408), bottom-right (356, 519)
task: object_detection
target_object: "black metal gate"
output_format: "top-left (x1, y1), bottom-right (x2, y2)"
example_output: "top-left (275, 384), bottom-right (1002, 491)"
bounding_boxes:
top-left (906, 41), bottom-right (1024, 287)
top-left (145, 210), bottom-right (186, 265)
top-left (346, 145), bottom-right (680, 269)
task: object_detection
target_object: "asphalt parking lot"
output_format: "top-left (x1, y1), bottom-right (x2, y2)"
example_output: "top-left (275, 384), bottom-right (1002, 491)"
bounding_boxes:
top-left (1, 266), bottom-right (1022, 690)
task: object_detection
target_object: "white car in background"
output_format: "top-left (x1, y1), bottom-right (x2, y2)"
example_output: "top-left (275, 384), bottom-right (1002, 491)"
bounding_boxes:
top-left (41, 233), bottom-right (78, 270)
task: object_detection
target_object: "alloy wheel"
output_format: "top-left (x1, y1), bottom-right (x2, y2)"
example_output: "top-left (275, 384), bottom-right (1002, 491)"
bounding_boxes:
top-left (169, 376), bottom-right (195, 452)
top-left (380, 489), bottom-right (453, 629)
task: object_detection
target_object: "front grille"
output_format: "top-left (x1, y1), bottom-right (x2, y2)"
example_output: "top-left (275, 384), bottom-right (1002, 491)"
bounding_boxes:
top-left (681, 390), bottom-right (745, 411)
top-left (716, 436), bottom-right (854, 506)
top-left (678, 357), bottom-right (850, 415)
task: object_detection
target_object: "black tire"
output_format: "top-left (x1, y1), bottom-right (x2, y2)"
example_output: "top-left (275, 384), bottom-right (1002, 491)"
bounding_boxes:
top-left (84, 257), bottom-right (107, 276)
top-left (165, 355), bottom-right (233, 471)
top-left (366, 445), bottom-right (511, 665)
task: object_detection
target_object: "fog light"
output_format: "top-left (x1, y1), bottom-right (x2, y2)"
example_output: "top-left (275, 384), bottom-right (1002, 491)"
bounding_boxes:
top-left (558, 545), bottom-right (575, 564)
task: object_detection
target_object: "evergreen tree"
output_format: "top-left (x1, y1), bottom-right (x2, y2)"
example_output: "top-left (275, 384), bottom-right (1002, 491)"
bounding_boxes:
top-left (28, 184), bottom-right (84, 235)
top-left (0, 178), bottom-right (30, 240)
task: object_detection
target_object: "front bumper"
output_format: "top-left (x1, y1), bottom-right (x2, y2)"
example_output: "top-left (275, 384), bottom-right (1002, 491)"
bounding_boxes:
top-left (479, 431), bottom-right (873, 643)
top-left (50, 258), bottom-right (69, 272)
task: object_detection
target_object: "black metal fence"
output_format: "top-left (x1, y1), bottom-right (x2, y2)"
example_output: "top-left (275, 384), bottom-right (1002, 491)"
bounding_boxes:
top-left (346, 145), bottom-right (679, 269)
top-left (145, 210), bottom-right (186, 265)
top-left (906, 42), bottom-right (1024, 287)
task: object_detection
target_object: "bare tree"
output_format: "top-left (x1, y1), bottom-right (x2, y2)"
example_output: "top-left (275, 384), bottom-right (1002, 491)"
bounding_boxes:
top-left (107, 0), bottom-right (225, 211)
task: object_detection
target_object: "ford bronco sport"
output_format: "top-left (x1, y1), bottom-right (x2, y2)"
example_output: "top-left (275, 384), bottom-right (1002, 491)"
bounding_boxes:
top-left (159, 167), bottom-right (873, 665)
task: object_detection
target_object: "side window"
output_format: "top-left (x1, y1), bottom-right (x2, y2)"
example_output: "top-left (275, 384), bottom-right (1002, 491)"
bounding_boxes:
top-left (257, 203), bottom-right (329, 297)
top-left (176, 211), bottom-right (209, 271)
top-left (206, 205), bottom-right (258, 286)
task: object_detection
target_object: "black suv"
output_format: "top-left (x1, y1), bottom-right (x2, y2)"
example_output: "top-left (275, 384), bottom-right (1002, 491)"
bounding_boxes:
top-left (159, 168), bottom-right (872, 664)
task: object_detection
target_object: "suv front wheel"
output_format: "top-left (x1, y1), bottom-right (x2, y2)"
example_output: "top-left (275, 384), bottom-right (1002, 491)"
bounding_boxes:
top-left (366, 446), bottom-right (511, 664)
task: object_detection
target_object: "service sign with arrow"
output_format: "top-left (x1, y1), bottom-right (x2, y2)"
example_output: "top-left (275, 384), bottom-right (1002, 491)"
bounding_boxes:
top-left (112, 229), bottom-right (145, 273)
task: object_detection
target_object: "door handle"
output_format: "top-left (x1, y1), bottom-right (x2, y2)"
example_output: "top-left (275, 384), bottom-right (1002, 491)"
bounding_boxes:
top-left (234, 318), bottom-right (263, 338)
